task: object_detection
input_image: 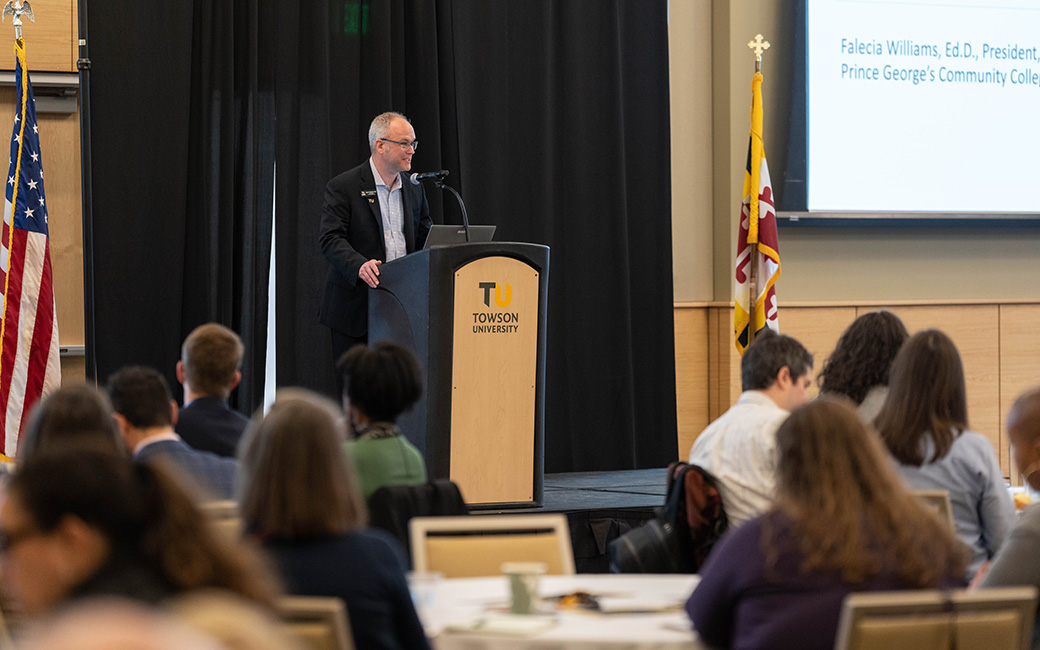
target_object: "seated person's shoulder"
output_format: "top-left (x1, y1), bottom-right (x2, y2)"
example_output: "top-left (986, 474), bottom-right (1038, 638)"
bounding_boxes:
top-left (351, 527), bottom-right (410, 567)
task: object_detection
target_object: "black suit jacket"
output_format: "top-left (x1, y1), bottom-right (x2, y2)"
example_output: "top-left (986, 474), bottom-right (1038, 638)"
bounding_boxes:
top-left (318, 160), bottom-right (433, 337)
top-left (175, 396), bottom-right (250, 457)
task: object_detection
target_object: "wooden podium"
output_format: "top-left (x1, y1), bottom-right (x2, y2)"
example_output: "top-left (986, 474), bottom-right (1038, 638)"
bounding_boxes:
top-left (368, 242), bottom-right (549, 508)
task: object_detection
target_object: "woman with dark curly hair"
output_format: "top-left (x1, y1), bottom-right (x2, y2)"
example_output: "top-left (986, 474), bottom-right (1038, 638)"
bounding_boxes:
top-left (817, 310), bottom-right (908, 422)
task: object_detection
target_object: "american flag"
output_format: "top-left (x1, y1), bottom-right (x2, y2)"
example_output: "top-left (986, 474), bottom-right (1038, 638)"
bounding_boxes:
top-left (734, 70), bottom-right (780, 356)
top-left (0, 39), bottom-right (60, 458)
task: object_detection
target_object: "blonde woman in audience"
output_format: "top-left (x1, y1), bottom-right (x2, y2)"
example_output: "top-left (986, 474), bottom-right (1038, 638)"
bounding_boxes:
top-left (0, 447), bottom-right (277, 619)
top-left (687, 398), bottom-right (966, 650)
top-left (876, 329), bottom-right (1015, 579)
top-left (238, 389), bottom-right (431, 650)
top-left (979, 386), bottom-right (1040, 649)
top-left (816, 310), bottom-right (908, 423)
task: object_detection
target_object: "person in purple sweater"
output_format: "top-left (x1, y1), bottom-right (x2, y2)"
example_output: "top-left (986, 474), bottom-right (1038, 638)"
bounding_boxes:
top-left (687, 398), bottom-right (968, 650)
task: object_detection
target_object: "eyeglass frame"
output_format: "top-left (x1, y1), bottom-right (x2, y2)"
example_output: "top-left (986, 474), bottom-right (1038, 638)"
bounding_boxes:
top-left (379, 137), bottom-right (418, 152)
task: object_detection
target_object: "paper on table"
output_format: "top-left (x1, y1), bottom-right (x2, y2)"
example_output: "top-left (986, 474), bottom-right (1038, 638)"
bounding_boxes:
top-left (595, 596), bottom-right (685, 614)
top-left (445, 614), bottom-right (558, 636)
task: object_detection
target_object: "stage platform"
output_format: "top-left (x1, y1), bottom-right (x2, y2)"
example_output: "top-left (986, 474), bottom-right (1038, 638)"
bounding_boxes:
top-left (479, 468), bottom-right (668, 573)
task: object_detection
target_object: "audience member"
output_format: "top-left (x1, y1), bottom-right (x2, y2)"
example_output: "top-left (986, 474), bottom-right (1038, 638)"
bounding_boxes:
top-left (18, 384), bottom-right (124, 462)
top-left (687, 398), bottom-right (967, 650)
top-left (108, 366), bottom-right (238, 500)
top-left (688, 330), bottom-right (813, 526)
top-left (238, 388), bottom-right (431, 650)
top-left (817, 310), bottom-right (908, 422)
top-left (980, 386), bottom-right (1040, 649)
top-left (339, 342), bottom-right (427, 499)
top-left (0, 448), bottom-right (278, 619)
top-left (875, 329), bottom-right (1015, 579)
top-left (175, 323), bottom-right (251, 457)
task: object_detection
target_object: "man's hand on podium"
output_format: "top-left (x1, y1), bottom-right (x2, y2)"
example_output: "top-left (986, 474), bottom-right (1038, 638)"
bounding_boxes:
top-left (359, 259), bottom-right (383, 288)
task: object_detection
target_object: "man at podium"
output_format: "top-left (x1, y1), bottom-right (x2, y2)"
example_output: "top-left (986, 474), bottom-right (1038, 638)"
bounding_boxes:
top-left (318, 112), bottom-right (433, 365)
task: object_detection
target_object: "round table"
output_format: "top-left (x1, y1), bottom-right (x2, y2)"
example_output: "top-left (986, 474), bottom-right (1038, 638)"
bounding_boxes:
top-left (414, 573), bottom-right (706, 650)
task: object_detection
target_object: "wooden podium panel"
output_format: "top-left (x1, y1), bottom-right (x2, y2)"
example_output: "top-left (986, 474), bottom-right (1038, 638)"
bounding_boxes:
top-left (450, 256), bottom-right (540, 505)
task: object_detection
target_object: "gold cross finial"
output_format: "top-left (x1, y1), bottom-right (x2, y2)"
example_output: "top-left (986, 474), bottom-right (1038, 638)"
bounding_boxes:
top-left (748, 34), bottom-right (770, 62)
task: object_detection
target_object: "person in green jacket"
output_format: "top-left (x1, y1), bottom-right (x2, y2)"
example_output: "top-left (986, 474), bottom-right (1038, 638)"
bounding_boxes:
top-left (338, 342), bottom-right (427, 499)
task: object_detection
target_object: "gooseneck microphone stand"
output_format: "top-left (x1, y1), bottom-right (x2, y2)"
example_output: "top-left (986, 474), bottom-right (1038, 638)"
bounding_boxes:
top-left (432, 179), bottom-right (471, 242)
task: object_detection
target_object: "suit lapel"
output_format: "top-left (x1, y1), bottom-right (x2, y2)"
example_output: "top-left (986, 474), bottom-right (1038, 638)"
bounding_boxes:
top-left (360, 163), bottom-right (387, 253)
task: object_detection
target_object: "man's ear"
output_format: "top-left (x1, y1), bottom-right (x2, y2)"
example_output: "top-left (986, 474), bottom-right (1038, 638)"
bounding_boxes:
top-left (175, 360), bottom-right (185, 385)
top-left (112, 413), bottom-right (134, 448)
top-left (229, 371), bottom-right (241, 392)
top-left (170, 400), bottom-right (179, 426)
top-left (775, 365), bottom-right (792, 389)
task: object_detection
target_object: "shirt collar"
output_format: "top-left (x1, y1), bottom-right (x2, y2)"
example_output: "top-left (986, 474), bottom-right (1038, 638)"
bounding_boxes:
top-left (736, 390), bottom-right (788, 412)
top-left (133, 431), bottom-right (182, 456)
top-left (369, 157), bottom-right (401, 191)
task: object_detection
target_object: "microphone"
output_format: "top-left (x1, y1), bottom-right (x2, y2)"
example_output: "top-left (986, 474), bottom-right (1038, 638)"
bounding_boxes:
top-left (409, 170), bottom-right (449, 185)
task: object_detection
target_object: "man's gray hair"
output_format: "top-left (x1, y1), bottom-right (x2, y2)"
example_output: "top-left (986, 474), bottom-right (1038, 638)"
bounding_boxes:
top-left (369, 112), bottom-right (410, 150)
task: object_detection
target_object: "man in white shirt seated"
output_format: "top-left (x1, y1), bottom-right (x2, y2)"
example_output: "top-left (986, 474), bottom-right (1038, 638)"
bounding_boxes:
top-left (689, 330), bottom-right (813, 527)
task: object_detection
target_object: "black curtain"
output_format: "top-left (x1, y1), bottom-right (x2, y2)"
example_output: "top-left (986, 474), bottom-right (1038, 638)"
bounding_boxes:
top-left (88, 0), bottom-right (676, 471)
top-left (86, 0), bottom-right (273, 411)
top-left (273, 0), bottom-right (677, 472)
top-left (272, 0), bottom-right (456, 395)
top-left (449, 3), bottom-right (677, 471)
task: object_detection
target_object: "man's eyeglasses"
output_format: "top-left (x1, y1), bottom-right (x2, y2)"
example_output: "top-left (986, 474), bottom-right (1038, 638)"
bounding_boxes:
top-left (380, 138), bottom-right (418, 152)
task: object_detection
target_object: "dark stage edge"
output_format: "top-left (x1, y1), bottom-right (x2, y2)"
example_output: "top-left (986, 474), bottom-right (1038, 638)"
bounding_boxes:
top-left (476, 468), bottom-right (667, 573)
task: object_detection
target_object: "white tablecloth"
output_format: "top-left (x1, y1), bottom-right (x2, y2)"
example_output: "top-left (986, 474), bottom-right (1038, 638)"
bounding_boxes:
top-left (415, 573), bottom-right (706, 650)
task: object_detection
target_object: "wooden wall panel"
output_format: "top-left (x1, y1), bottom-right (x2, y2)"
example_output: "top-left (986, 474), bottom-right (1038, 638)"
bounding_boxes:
top-left (38, 104), bottom-right (83, 348)
top-left (674, 306), bottom-right (709, 460)
top-left (60, 355), bottom-right (84, 382)
top-left (999, 305), bottom-right (1040, 482)
top-left (779, 307), bottom-right (858, 400)
top-left (707, 307), bottom-right (741, 422)
top-left (679, 302), bottom-right (1022, 480)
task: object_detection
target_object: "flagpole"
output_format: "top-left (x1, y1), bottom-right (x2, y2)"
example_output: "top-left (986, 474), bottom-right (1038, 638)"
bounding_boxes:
top-left (77, 0), bottom-right (97, 383)
top-left (746, 34), bottom-right (769, 346)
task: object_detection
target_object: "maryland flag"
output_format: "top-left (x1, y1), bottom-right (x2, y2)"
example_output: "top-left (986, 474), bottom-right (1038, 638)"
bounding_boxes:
top-left (734, 71), bottom-right (780, 356)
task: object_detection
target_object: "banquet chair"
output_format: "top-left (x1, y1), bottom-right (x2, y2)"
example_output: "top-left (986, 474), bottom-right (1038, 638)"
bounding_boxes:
top-left (199, 499), bottom-right (242, 541)
top-left (276, 596), bottom-right (353, 650)
top-left (834, 587), bottom-right (1038, 650)
top-left (410, 514), bottom-right (575, 577)
top-left (912, 489), bottom-right (955, 530)
top-left (368, 480), bottom-right (469, 565)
